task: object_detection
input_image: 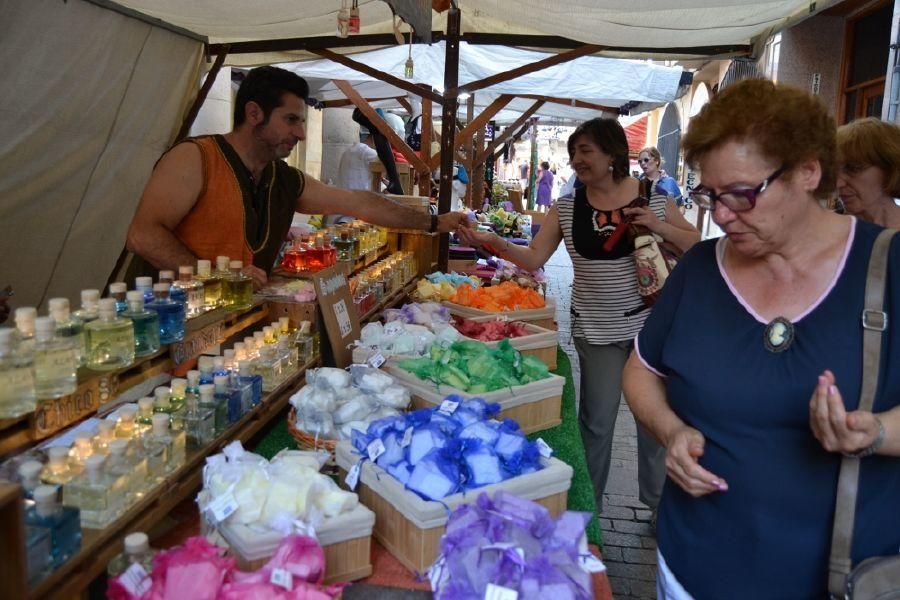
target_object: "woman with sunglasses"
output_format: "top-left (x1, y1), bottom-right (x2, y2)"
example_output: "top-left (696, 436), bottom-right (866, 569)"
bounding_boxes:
top-left (459, 118), bottom-right (699, 521)
top-left (638, 147), bottom-right (684, 207)
top-left (836, 117), bottom-right (900, 228)
top-left (623, 79), bottom-right (900, 598)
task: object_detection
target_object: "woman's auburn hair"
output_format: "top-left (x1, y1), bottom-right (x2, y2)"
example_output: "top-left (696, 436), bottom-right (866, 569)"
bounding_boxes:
top-left (837, 117), bottom-right (900, 197)
top-left (682, 78), bottom-right (837, 199)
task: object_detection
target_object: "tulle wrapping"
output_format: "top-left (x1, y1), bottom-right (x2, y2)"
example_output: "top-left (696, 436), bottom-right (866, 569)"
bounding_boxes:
top-left (351, 396), bottom-right (542, 501)
top-left (430, 491), bottom-right (593, 600)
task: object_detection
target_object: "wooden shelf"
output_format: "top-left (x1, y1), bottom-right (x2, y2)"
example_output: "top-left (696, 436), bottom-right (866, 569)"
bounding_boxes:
top-left (27, 356), bottom-right (318, 600)
top-left (360, 279), bottom-right (418, 324)
top-left (273, 246), bottom-right (390, 281)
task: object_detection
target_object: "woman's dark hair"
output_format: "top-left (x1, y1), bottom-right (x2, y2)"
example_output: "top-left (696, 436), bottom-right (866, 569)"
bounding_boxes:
top-left (567, 118), bottom-right (630, 182)
top-left (234, 66), bottom-right (309, 127)
top-left (540, 161), bottom-right (550, 170)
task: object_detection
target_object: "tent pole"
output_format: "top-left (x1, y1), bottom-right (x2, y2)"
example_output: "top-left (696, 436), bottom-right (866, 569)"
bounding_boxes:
top-left (427, 94), bottom-right (512, 170)
top-left (475, 101), bottom-right (544, 165)
top-left (419, 95), bottom-right (433, 196)
top-left (175, 45), bottom-right (229, 142)
top-left (528, 118), bottom-right (538, 210)
top-left (437, 6), bottom-right (461, 271)
top-left (471, 110), bottom-right (486, 211)
top-left (464, 94), bottom-right (475, 209)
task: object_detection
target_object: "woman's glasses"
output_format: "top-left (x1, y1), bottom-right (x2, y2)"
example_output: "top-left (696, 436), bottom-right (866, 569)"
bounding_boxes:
top-left (638, 157), bottom-right (651, 164)
top-left (689, 166), bottom-right (786, 212)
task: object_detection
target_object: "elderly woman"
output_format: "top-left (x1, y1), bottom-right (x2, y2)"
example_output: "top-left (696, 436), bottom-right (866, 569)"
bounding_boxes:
top-left (460, 118), bottom-right (698, 517)
top-left (837, 117), bottom-right (900, 228)
top-left (638, 146), bottom-right (683, 206)
top-left (623, 79), bottom-right (900, 597)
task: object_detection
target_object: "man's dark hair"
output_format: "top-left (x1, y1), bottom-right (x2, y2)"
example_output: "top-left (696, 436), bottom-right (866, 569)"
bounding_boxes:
top-left (233, 66), bottom-right (309, 127)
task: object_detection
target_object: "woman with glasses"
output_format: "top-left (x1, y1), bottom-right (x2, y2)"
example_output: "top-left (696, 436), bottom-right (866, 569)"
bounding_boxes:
top-left (837, 117), bottom-right (900, 228)
top-left (638, 147), bottom-right (684, 207)
top-left (459, 118), bottom-right (699, 520)
top-left (623, 79), bottom-right (900, 598)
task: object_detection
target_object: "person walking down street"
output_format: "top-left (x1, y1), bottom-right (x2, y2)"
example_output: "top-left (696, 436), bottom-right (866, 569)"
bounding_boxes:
top-left (836, 117), bottom-right (900, 229)
top-left (459, 118), bottom-right (699, 517)
top-left (623, 79), bottom-right (900, 598)
top-left (536, 161), bottom-right (555, 212)
top-left (638, 147), bottom-right (683, 207)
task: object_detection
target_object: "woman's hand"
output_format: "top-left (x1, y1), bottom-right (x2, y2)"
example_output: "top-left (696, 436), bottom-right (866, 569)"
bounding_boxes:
top-left (623, 206), bottom-right (663, 233)
top-left (809, 370), bottom-right (883, 454)
top-left (665, 426), bottom-right (729, 497)
top-left (457, 226), bottom-right (497, 249)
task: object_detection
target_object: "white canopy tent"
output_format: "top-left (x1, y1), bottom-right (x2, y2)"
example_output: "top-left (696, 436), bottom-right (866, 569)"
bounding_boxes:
top-left (1, 0), bottom-right (839, 309)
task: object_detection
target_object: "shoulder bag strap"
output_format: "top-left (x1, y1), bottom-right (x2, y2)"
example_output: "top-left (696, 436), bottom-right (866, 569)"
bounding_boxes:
top-left (827, 228), bottom-right (896, 596)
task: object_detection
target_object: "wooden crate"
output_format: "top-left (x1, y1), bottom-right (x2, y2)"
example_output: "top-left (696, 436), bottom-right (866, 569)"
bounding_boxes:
top-left (409, 391), bottom-right (561, 434)
top-left (229, 535), bottom-right (372, 583)
top-left (265, 299), bottom-right (318, 333)
top-left (443, 298), bottom-right (557, 331)
top-left (384, 193), bottom-right (431, 213)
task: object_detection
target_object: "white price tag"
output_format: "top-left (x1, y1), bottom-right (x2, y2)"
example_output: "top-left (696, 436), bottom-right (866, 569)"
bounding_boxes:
top-left (535, 437), bottom-right (553, 458)
top-left (270, 567), bottom-right (293, 591)
top-left (207, 491), bottom-right (238, 523)
top-left (481, 543), bottom-right (524, 560)
top-left (119, 562), bottom-right (152, 597)
top-left (439, 399), bottom-right (459, 414)
top-left (579, 553), bottom-right (607, 574)
top-left (484, 583), bottom-right (518, 600)
top-left (428, 556), bottom-right (446, 591)
top-left (346, 460), bottom-right (362, 491)
top-left (368, 352), bottom-right (386, 368)
top-left (333, 299), bottom-right (353, 338)
top-left (367, 439), bottom-right (386, 462)
top-left (401, 426), bottom-right (413, 448)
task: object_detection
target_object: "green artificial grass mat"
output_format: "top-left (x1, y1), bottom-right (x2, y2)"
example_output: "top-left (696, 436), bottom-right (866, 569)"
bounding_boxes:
top-left (251, 345), bottom-right (601, 547)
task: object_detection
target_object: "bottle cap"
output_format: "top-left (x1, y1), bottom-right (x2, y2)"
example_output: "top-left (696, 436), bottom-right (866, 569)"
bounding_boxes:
top-left (278, 333), bottom-right (290, 344)
top-left (19, 460), bottom-right (43, 480)
top-left (197, 260), bottom-right (212, 277)
top-left (85, 455), bottom-right (105, 471)
top-left (15, 307), bottom-right (37, 330)
top-left (238, 360), bottom-right (251, 375)
top-left (97, 420), bottom-right (115, 434)
top-left (198, 356), bottom-right (213, 372)
top-left (243, 337), bottom-right (255, 349)
top-left (33, 485), bottom-right (58, 504)
top-left (34, 316), bottom-right (57, 338)
top-left (109, 439), bottom-right (128, 455)
top-left (126, 290), bottom-right (143, 302)
top-left (223, 349), bottom-right (235, 361)
top-left (187, 370), bottom-right (200, 386)
top-left (81, 289), bottom-right (101, 305)
top-left (48, 297), bottom-right (70, 316)
top-left (154, 387), bottom-right (171, 403)
top-left (279, 317), bottom-right (290, 331)
top-left (229, 260), bottom-right (243, 270)
top-left (159, 270), bottom-right (175, 282)
top-left (178, 266), bottom-right (194, 278)
top-left (125, 532), bottom-right (150, 555)
top-left (138, 397), bottom-right (155, 412)
top-left (135, 277), bottom-right (153, 291)
top-left (213, 375), bottom-right (229, 389)
top-left (263, 326), bottom-right (274, 338)
top-left (213, 357), bottom-right (225, 370)
top-left (119, 404), bottom-right (138, 419)
top-left (74, 432), bottom-right (93, 447)
top-left (152, 283), bottom-right (171, 294)
top-left (98, 298), bottom-right (117, 317)
top-left (170, 378), bottom-right (187, 395)
top-left (253, 331), bottom-right (265, 342)
top-left (199, 383), bottom-right (215, 398)
top-left (299, 321), bottom-right (312, 334)
top-left (0, 328), bottom-right (13, 348)
top-left (151, 413), bottom-right (169, 433)
top-left (48, 446), bottom-right (69, 463)
top-left (109, 282), bottom-right (127, 295)
top-left (216, 256), bottom-right (230, 271)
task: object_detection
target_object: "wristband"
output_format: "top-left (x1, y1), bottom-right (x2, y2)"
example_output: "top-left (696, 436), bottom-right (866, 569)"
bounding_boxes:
top-left (843, 417), bottom-right (886, 458)
top-left (429, 214), bottom-right (438, 233)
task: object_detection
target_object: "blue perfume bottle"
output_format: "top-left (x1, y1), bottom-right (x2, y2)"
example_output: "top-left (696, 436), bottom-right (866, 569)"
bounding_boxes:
top-left (214, 375), bottom-right (242, 425)
top-left (26, 485), bottom-right (82, 568)
top-left (26, 524), bottom-right (52, 586)
top-left (158, 271), bottom-right (187, 307)
top-left (145, 284), bottom-right (185, 344)
top-left (122, 291), bottom-right (161, 357)
top-left (238, 360), bottom-right (263, 407)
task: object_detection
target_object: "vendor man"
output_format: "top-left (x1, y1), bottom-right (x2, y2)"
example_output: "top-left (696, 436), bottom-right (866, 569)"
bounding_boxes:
top-left (127, 66), bottom-right (467, 288)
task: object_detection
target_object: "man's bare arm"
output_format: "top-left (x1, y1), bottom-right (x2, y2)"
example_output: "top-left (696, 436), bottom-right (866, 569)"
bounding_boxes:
top-left (126, 143), bottom-right (204, 270)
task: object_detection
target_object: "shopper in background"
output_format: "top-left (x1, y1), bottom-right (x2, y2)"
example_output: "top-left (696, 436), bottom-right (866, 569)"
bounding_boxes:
top-left (337, 127), bottom-right (378, 192)
top-left (535, 161), bottom-right (555, 212)
top-left (127, 66), bottom-right (468, 289)
top-left (836, 117), bottom-right (900, 229)
top-left (623, 78), bottom-right (900, 597)
top-left (459, 118), bottom-right (698, 518)
top-left (638, 147), bottom-right (683, 207)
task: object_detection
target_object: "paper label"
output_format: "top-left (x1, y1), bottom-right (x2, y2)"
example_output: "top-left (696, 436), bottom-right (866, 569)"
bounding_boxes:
top-left (333, 299), bottom-right (353, 338)
top-left (367, 439), bottom-right (386, 462)
top-left (368, 352), bottom-right (386, 368)
top-left (270, 567), bottom-right (293, 591)
top-left (346, 460), bottom-right (362, 490)
top-left (579, 553), bottom-right (607, 573)
top-left (401, 426), bottom-right (413, 448)
top-left (484, 583), bottom-right (518, 600)
top-left (207, 491), bottom-right (238, 523)
top-left (428, 555), bottom-right (446, 591)
top-left (439, 399), bottom-right (459, 414)
top-left (536, 437), bottom-right (553, 458)
top-left (119, 562), bottom-right (152, 597)
top-left (482, 543), bottom-right (525, 560)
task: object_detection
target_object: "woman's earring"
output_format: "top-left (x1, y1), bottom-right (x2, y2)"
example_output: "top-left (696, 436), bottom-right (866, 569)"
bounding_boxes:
top-left (608, 164), bottom-right (614, 172)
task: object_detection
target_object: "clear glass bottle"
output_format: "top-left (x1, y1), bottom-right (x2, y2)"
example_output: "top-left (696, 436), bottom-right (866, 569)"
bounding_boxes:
top-left (212, 356), bottom-right (229, 379)
top-left (158, 270), bottom-right (186, 307)
top-left (145, 283), bottom-right (185, 344)
top-left (214, 255), bottom-right (231, 282)
top-left (92, 420), bottom-right (116, 456)
top-left (277, 333), bottom-right (298, 376)
top-left (106, 439), bottom-right (148, 503)
top-left (243, 337), bottom-right (259, 362)
top-left (73, 289), bottom-right (101, 325)
top-left (183, 388), bottom-right (215, 449)
top-left (296, 321), bottom-right (315, 365)
top-left (26, 485), bottom-right (81, 568)
top-left (238, 360), bottom-right (263, 408)
top-left (26, 523), bottom-right (52, 586)
top-left (198, 383), bottom-right (220, 436)
top-left (185, 371), bottom-right (201, 406)
top-left (69, 432), bottom-right (95, 468)
top-left (108, 532), bottom-right (156, 578)
top-left (254, 345), bottom-right (282, 393)
top-left (229, 367), bottom-right (254, 416)
top-left (63, 454), bottom-right (125, 528)
top-left (84, 298), bottom-right (135, 371)
top-left (233, 342), bottom-right (247, 365)
top-left (172, 266), bottom-right (205, 318)
top-left (0, 327), bottom-right (37, 418)
top-left (335, 228), bottom-right (354, 262)
top-left (222, 349), bottom-right (236, 375)
top-left (135, 276), bottom-right (155, 306)
top-left (48, 298), bottom-right (85, 367)
top-left (253, 330), bottom-right (266, 351)
top-left (147, 413), bottom-right (185, 473)
top-left (122, 291), bottom-right (160, 357)
top-left (108, 282), bottom-right (128, 314)
top-left (32, 317), bottom-right (78, 398)
top-left (115, 405), bottom-right (149, 441)
top-left (136, 397), bottom-right (155, 428)
top-left (19, 460), bottom-right (44, 500)
top-left (196, 259), bottom-right (223, 310)
top-left (214, 374), bottom-right (241, 427)
top-left (14, 306), bottom-right (37, 354)
top-left (197, 355), bottom-right (214, 385)
top-left (41, 446), bottom-right (80, 485)
top-left (153, 386), bottom-right (183, 431)
top-left (278, 317), bottom-right (296, 343)
top-left (223, 260), bottom-right (253, 310)
top-left (262, 326), bottom-right (276, 346)
top-left (169, 378), bottom-right (187, 411)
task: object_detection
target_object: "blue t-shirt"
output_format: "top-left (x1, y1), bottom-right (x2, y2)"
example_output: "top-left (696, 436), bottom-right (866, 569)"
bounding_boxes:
top-left (636, 218), bottom-right (900, 599)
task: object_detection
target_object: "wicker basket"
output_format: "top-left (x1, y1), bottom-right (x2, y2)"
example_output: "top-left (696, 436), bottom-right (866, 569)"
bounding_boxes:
top-left (287, 407), bottom-right (340, 455)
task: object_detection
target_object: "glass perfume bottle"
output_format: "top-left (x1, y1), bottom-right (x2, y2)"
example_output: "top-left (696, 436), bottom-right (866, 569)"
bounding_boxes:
top-left (135, 276), bottom-right (155, 306)
top-left (108, 282), bottom-right (128, 314)
top-left (222, 349), bottom-right (236, 375)
top-left (136, 397), bottom-right (155, 428)
top-left (277, 317), bottom-right (296, 343)
top-left (254, 345), bottom-right (283, 392)
top-left (41, 446), bottom-right (80, 485)
top-left (63, 454), bottom-right (126, 528)
top-left (48, 298), bottom-right (85, 367)
top-left (296, 321), bottom-right (315, 364)
top-left (73, 289), bottom-right (101, 325)
top-left (214, 255), bottom-right (231, 282)
top-left (335, 228), bottom-right (354, 262)
top-left (214, 374), bottom-right (241, 426)
top-left (277, 333), bottom-right (298, 376)
top-left (145, 283), bottom-right (185, 344)
top-left (172, 266), bottom-right (205, 318)
top-left (84, 298), bottom-right (135, 371)
top-left (253, 330), bottom-right (266, 351)
top-left (115, 404), bottom-right (149, 441)
top-left (92, 420), bottom-right (116, 456)
top-left (196, 259), bottom-right (223, 310)
top-left (169, 378), bottom-right (187, 411)
top-left (147, 413), bottom-right (185, 473)
top-left (0, 327), bottom-right (37, 418)
top-left (243, 337), bottom-right (259, 362)
top-left (212, 356), bottom-right (229, 379)
top-left (69, 432), bottom-right (95, 468)
top-left (108, 532), bottom-right (156, 578)
top-left (14, 306), bottom-right (37, 354)
top-left (183, 388), bottom-right (215, 449)
top-left (26, 485), bottom-right (81, 568)
top-left (19, 460), bottom-right (44, 500)
top-left (198, 384), bottom-right (221, 436)
top-left (223, 260), bottom-right (253, 310)
top-left (197, 356), bottom-right (215, 385)
top-left (185, 370), bottom-right (201, 405)
top-left (106, 439), bottom-right (148, 503)
top-left (153, 386), bottom-right (183, 431)
top-left (262, 325), bottom-right (277, 346)
top-left (238, 360), bottom-right (263, 408)
top-left (233, 342), bottom-right (247, 365)
top-left (158, 270), bottom-right (186, 307)
top-left (26, 524), bottom-right (52, 586)
top-left (32, 317), bottom-right (77, 398)
top-left (122, 291), bottom-right (160, 357)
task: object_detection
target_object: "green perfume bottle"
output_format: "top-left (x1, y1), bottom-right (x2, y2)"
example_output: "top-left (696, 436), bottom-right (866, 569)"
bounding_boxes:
top-left (84, 299), bottom-right (135, 371)
top-left (121, 291), bottom-right (160, 357)
top-left (196, 259), bottom-right (223, 309)
top-left (223, 260), bottom-right (253, 310)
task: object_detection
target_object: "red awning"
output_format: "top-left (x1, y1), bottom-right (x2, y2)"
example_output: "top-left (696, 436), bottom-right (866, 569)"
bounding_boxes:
top-left (624, 116), bottom-right (648, 158)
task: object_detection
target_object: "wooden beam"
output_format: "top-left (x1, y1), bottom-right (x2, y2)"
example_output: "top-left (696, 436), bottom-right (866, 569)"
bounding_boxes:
top-left (471, 112), bottom-right (487, 210)
top-left (175, 46), bottom-right (229, 142)
top-left (319, 96), bottom-right (397, 108)
top-left (427, 94), bottom-right (513, 170)
top-left (418, 96), bottom-right (433, 196)
top-left (333, 80), bottom-right (430, 174)
top-left (454, 44), bottom-right (603, 96)
top-left (518, 94), bottom-right (619, 114)
top-left (395, 96), bottom-right (413, 114)
top-left (475, 101), bottom-right (544, 166)
top-left (438, 7), bottom-right (461, 272)
top-left (464, 95), bottom-right (476, 208)
top-left (310, 48), bottom-right (442, 103)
